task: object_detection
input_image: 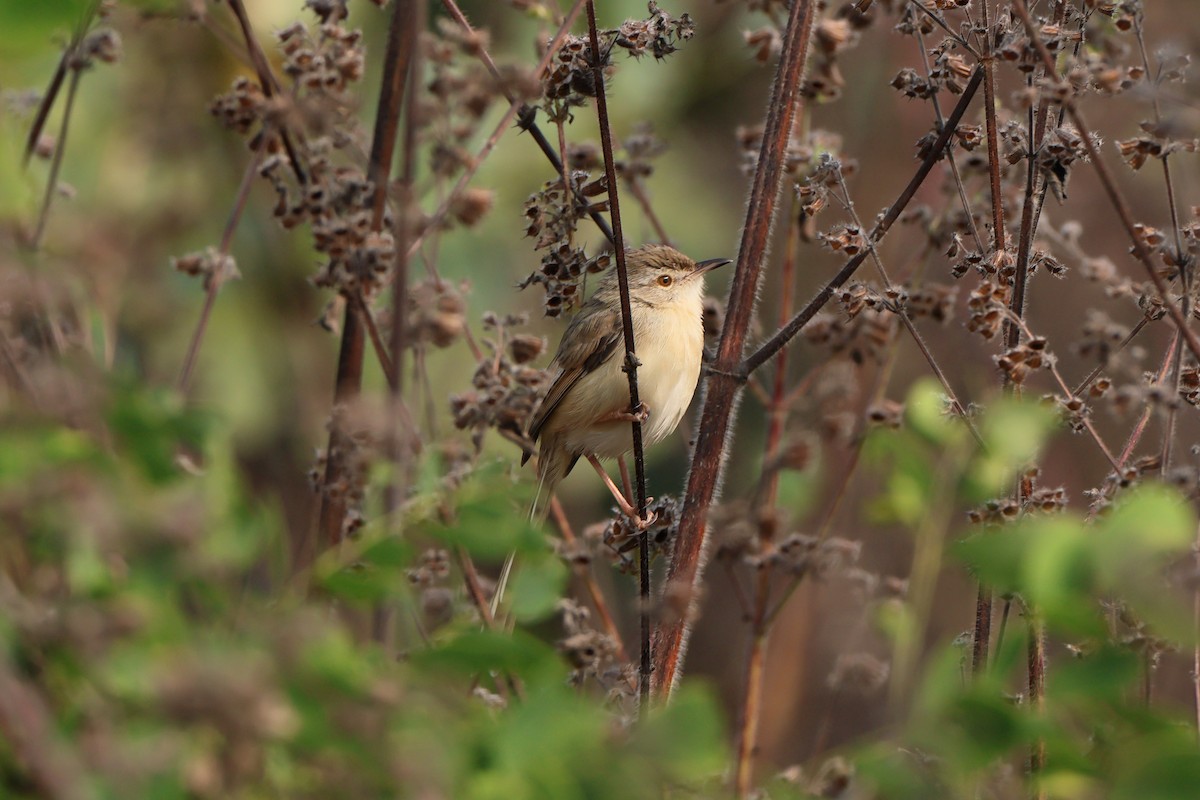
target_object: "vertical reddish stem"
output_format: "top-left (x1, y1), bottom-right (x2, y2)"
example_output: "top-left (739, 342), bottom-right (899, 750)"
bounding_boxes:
top-left (652, 0), bottom-right (817, 698)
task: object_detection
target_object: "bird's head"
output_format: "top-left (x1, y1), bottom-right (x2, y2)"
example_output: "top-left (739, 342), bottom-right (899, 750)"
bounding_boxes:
top-left (621, 244), bottom-right (730, 308)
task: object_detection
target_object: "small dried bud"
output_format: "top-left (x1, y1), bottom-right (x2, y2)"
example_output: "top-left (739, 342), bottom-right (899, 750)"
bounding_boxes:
top-left (509, 334), bottom-right (545, 364)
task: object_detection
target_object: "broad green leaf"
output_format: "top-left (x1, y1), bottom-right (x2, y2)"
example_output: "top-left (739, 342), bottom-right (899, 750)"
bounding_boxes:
top-left (0, 0), bottom-right (93, 61)
top-left (506, 553), bottom-right (567, 622)
top-left (963, 397), bottom-right (1057, 501)
top-left (416, 629), bottom-right (564, 684)
top-left (905, 379), bottom-right (958, 446)
top-left (633, 683), bottom-right (728, 781)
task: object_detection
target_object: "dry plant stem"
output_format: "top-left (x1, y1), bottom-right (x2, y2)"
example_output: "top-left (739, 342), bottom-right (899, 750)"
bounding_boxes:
top-left (585, 0), bottom-right (651, 709)
top-left (0, 651), bottom-right (94, 800)
top-left (743, 66), bottom-right (984, 376)
top-left (549, 496), bottom-right (629, 663)
top-left (436, 0), bottom-right (614, 244)
top-left (387, 0), bottom-right (422, 470)
top-left (1116, 333), bottom-right (1179, 469)
top-left (377, 0), bottom-right (422, 652)
top-left (1133, 18), bottom-right (1186, 265)
top-left (734, 211), bottom-right (801, 798)
top-left (22, 53), bottom-right (69, 169)
top-left (454, 547), bottom-right (525, 702)
top-left (457, 546), bottom-right (496, 627)
top-left (653, 0), bottom-right (817, 699)
top-left (1028, 615), bottom-right (1046, 789)
top-left (22, 1), bottom-right (96, 168)
top-left (178, 132), bottom-right (268, 394)
top-left (979, 0), bottom-right (1006, 255)
top-left (407, 0), bottom-right (595, 265)
top-left (914, 28), bottom-right (983, 251)
top-left (832, 176), bottom-right (984, 446)
top-left (1070, 317), bottom-right (1148, 397)
top-left (906, 0), bottom-right (979, 58)
top-left (972, 584), bottom-right (993, 674)
top-left (315, 2), bottom-right (417, 550)
top-left (225, 0), bottom-right (306, 184)
top-left (1013, 0), bottom-right (1200, 365)
top-left (30, 68), bottom-right (81, 251)
top-left (355, 293), bottom-right (397, 388)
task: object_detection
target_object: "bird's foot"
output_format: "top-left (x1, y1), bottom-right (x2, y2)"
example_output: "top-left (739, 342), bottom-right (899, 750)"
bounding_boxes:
top-left (605, 402), bottom-right (649, 424)
top-left (617, 497), bottom-right (657, 530)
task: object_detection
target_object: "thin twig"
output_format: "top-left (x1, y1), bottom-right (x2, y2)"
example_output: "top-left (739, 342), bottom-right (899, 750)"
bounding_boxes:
top-left (625, 178), bottom-right (673, 247)
top-left (550, 496), bottom-right (629, 663)
top-left (409, 0), bottom-right (596, 266)
top-left (225, 0), bottom-right (307, 184)
top-left (586, 0), bottom-right (651, 709)
top-left (178, 131), bottom-right (268, 393)
top-left (915, 27), bottom-right (984, 252)
top-left (1070, 317), bottom-right (1147, 398)
top-left (30, 68), bottom-right (81, 251)
top-left (1013, 0), bottom-right (1200, 365)
top-left (830, 173), bottom-right (985, 447)
top-left (743, 66), bottom-right (984, 377)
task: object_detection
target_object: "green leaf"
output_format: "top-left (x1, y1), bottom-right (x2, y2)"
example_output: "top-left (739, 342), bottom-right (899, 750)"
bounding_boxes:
top-left (0, 0), bottom-right (93, 61)
top-left (963, 397), bottom-right (1057, 501)
top-left (1048, 647), bottom-right (1140, 706)
top-left (905, 379), bottom-right (958, 446)
top-left (507, 553), bottom-right (567, 622)
top-left (106, 383), bottom-right (209, 484)
top-left (423, 465), bottom-right (543, 559)
top-left (416, 630), bottom-right (564, 684)
top-left (632, 683), bottom-right (727, 782)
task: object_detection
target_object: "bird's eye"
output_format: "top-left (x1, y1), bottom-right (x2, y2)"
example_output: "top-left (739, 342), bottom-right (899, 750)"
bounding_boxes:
top-left (657, 274), bottom-right (673, 287)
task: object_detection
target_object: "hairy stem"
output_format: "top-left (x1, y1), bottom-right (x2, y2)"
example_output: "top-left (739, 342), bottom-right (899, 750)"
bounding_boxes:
top-left (653, 0), bottom-right (817, 699)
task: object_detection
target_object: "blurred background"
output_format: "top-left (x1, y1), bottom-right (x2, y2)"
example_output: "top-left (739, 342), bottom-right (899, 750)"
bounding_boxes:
top-left (3, 0), bottom-right (1200, 777)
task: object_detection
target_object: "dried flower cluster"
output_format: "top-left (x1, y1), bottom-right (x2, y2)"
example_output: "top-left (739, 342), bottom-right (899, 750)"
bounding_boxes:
top-left (450, 313), bottom-right (550, 453)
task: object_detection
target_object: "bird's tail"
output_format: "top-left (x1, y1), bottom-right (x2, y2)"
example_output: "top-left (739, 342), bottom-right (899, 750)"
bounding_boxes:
top-left (493, 437), bottom-right (568, 617)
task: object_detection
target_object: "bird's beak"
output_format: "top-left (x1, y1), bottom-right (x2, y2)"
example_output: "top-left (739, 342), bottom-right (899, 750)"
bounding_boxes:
top-left (692, 257), bottom-right (732, 278)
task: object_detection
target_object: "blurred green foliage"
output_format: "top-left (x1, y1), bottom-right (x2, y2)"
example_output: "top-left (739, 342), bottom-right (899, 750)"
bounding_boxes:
top-left (852, 384), bottom-right (1200, 800)
top-left (0, 378), bottom-right (727, 798)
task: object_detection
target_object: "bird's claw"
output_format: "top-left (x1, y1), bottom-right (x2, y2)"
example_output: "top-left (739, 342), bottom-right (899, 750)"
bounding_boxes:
top-left (618, 498), bottom-right (657, 530)
top-left (620, 402), bottom-right (650, 424)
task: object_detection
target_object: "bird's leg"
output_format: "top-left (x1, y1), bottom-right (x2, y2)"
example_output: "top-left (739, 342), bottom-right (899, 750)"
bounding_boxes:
top-left (595, 402), bottom-right (650, 425)
top-left (585, 454), bottom-right (657, 530)
top-left (618, 455), bottom-right (633, 503)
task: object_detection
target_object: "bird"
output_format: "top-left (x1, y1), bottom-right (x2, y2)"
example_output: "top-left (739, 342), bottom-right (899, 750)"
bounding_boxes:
top-left (524, 243), bottom-right (730, 523)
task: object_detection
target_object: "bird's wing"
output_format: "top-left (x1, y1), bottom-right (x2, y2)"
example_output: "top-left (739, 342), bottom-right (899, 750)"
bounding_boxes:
top-left (528, 306), bottom-right (623, 445)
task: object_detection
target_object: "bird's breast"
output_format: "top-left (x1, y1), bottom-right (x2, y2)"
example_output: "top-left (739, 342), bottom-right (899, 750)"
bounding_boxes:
top-left (631, 300), bottom-right (704, 446)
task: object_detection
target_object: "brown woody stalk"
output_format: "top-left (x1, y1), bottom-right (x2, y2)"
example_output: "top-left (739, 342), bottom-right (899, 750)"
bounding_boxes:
top-left (585, 0), bottom-right (652, 708)
top-left (979, 0), bottom-right (1007, 256)
top-left (653, 0), bottom-right (817, 698)
top-left (315, 2), bottom-right (418, 549)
